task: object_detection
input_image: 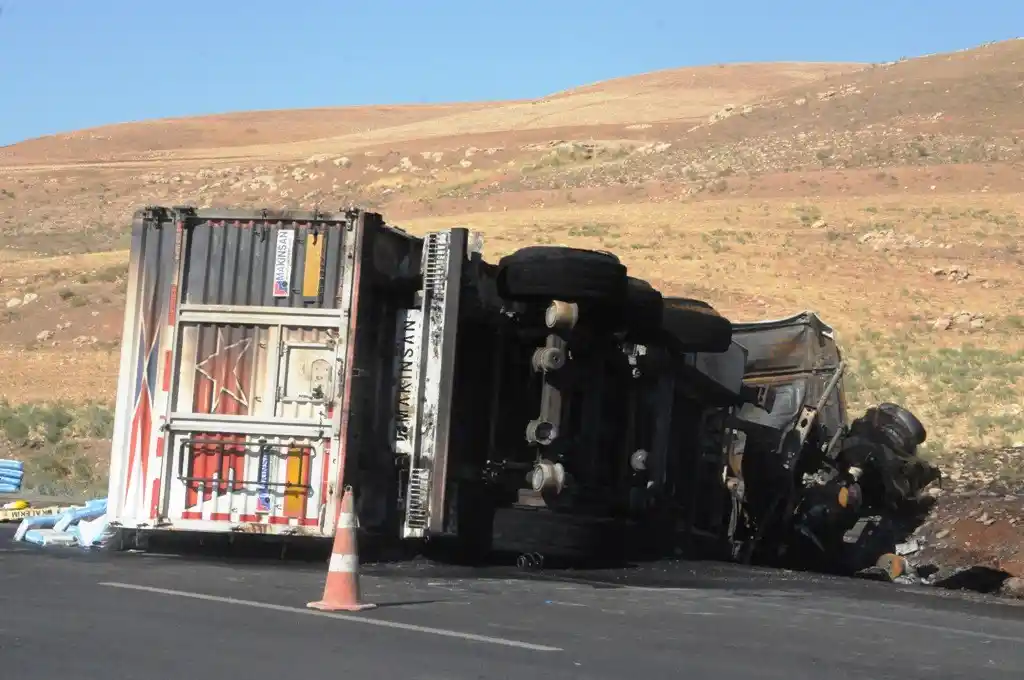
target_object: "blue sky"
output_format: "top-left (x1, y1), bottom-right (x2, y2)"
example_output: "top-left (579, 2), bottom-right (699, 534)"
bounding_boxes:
top-left (1, 1), bottom-right (1020, 146)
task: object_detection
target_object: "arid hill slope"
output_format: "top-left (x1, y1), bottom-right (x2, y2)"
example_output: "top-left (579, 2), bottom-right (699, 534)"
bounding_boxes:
top-left (0, 61), bottom-right (862, 167)
top-left (0, 41), bottom-right (1021, 478)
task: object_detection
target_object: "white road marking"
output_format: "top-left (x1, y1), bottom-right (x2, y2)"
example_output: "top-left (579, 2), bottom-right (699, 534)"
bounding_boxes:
top-left (681, 593), bottom-right (1024, 644)
top-left (98, 582), bottom-right (562, 652)
top-left (536, 576), bottom-right (1024, 642)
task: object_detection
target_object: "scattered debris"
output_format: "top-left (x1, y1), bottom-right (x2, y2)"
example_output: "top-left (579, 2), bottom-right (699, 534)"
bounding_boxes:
top-left (896, 538), bottom-right (922, 555)
top-left (854, 565), bottom-right (895, 582)
top-left (1002, 576), bottom-right (1024, 599)
top-left (12, 498), bottom-right (112, 549)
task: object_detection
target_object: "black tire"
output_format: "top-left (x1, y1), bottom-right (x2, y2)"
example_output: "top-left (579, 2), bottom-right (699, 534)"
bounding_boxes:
top-left (661, 297), bottom-right (733, 353)
top-left (612, 277), bottom-right (664, 334)
top-left (878, 403), bottom-right (927, 448)
top-left (496, 246), bottom-right (628, 303)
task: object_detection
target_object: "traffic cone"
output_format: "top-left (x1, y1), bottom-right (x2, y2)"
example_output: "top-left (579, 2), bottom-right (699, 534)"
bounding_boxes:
top-left (307, 486), bottom-right (376, 612)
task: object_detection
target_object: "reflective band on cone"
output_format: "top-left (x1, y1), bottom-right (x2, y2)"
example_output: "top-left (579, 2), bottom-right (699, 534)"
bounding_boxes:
top-left (328, 553), bottom-right (358, 573)
top-left (307, 486), bottom-right (376, 612)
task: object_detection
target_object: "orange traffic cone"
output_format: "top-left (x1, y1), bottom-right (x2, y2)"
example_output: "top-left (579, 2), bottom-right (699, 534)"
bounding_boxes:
top-left (307, 486), bottom-right (376, 612)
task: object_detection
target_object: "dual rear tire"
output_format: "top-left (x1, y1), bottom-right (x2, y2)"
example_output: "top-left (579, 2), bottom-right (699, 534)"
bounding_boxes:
top-left (495, 246), bottom-right (732, 352)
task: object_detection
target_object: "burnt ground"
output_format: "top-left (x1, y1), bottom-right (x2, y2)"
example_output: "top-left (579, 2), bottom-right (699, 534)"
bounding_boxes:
top-left (912, 450), bottom-right (1024, 578)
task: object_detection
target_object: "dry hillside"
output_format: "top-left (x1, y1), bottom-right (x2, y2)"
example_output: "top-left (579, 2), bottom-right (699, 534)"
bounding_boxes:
top-left (0, 41), bottom-right (1022, 497)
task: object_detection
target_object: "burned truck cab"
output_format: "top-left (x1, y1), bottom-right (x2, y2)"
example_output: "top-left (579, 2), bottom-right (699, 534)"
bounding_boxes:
top-left (722, 312), bottom-right (937, 572)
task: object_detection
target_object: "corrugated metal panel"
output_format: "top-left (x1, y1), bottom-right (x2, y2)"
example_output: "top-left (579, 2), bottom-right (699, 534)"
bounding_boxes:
top-left (181, 213), bottom-right (350, 308)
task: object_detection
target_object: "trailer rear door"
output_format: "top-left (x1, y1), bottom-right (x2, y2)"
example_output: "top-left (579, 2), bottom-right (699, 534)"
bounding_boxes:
top-left (107, 208), bottom-right (397, 535)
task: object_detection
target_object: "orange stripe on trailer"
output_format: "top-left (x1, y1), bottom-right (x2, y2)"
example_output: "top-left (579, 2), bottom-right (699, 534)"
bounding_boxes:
top-left (283, 445), bottom-right (310, 518)
top-left (302, 229), bottom-right (325, 297)
top-left (167, 284), bottom-right (178, 326)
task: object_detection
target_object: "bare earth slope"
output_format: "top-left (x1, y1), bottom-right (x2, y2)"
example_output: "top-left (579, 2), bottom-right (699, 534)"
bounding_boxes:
top-left (0, 61), bottom-right (860, 168)
top-left (0, 42), bottom-right (1021, 504)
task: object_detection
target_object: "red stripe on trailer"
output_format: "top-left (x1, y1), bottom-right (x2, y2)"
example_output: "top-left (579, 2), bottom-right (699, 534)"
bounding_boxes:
top-left (161, 350), bottom-right (173, 392)
top-left (198, 513), bottom-right (318, 527)
top-left (269, 516), bottom-right (319, 527)
top-left (220, 435), bottom-right (246, 495)
top-left (150, 479), bottom-right (160, 519)
top-left (129, 395), bottom-right (153, 507)
top-left (155, 437), bottom-right (164, 459)
top-left (321, 438), bottom-right (331, 515)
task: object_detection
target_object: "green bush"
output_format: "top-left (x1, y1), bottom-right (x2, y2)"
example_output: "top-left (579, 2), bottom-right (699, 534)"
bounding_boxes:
top-left (0, 400), bottom-right (114, 447)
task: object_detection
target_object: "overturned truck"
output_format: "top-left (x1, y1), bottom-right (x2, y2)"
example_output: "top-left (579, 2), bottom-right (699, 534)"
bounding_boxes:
top-left (105, 206), bottom-right (938, 569)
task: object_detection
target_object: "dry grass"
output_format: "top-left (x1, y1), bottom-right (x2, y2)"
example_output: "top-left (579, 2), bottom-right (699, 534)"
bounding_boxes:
top-left (0, 350), bottom-right (121, 403)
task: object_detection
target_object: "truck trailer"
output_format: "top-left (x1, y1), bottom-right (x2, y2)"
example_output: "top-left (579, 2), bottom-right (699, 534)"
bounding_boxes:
top-left (105, 205), bottom-right (760, 550)
top-left (105, 205), bottom-right (936, 568)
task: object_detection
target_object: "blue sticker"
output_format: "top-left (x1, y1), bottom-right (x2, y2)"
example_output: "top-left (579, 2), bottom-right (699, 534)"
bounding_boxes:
top-left (256, 446), bottom-right (272, 513)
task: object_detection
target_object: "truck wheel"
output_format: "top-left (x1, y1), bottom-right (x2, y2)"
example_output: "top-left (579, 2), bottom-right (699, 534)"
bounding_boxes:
top-left (616, 277), bottom-right (664, 333)
top-left (877, 403), bottom-right (927, 450)
top-left (661, 297), bottom-right (733, 353)
top-left (496, 246), bottom-right (628, 303)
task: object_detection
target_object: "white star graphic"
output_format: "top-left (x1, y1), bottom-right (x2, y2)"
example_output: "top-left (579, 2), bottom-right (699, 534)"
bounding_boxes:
top-left (195, 329), bottom-right (253, 413)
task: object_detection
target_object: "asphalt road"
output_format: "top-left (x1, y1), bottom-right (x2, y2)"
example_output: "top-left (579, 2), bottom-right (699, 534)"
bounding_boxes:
top-left (1, 525), bottom-right (1023, 680)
